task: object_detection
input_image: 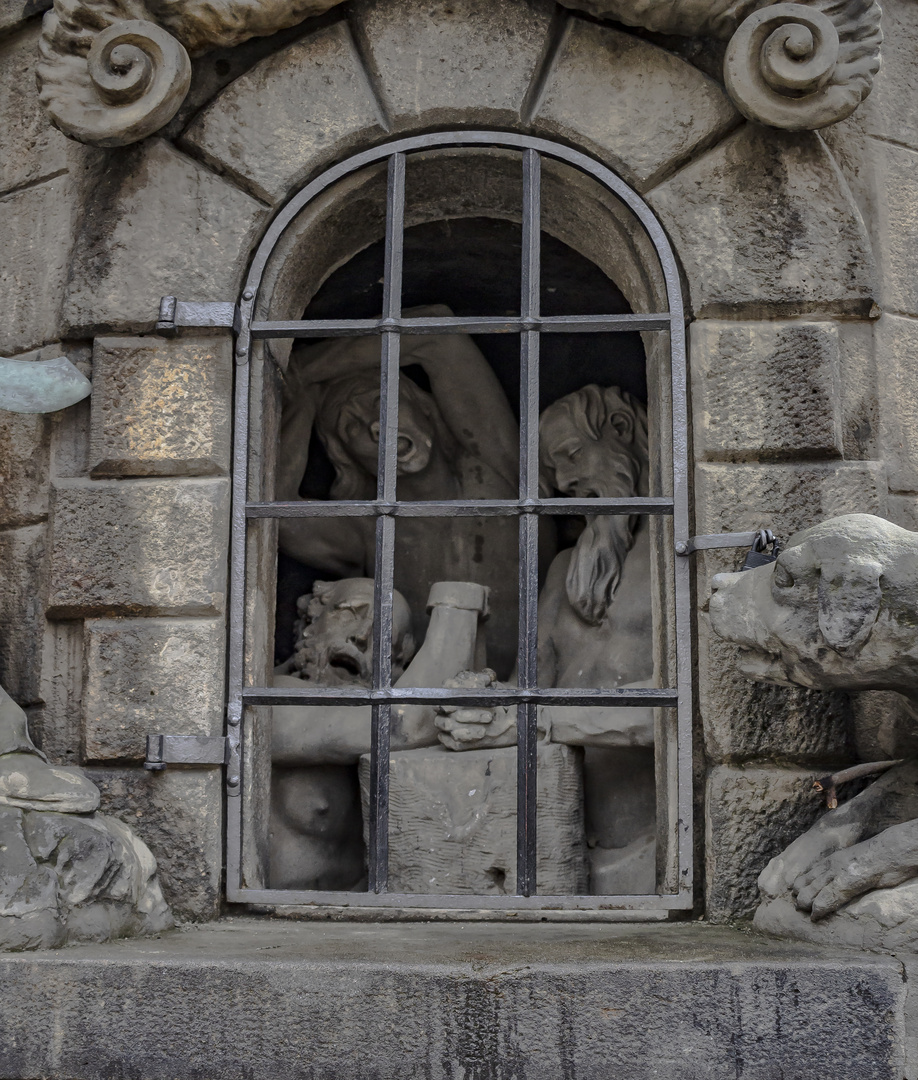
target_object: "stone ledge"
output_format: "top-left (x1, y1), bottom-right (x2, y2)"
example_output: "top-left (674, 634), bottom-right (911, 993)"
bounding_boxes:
top-left (0, 919), bottom-right (904, 1079)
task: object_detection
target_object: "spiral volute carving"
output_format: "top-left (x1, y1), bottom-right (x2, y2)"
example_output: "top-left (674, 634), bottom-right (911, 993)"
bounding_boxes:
top-left (38, 17), bottom-right (190, 147)
top-left (724, 2), bottom-right (881, 130)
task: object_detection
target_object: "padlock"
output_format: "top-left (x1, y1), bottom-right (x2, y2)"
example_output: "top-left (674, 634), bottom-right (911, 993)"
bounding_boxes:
top-left (740, 529), bottom-right (780, 571)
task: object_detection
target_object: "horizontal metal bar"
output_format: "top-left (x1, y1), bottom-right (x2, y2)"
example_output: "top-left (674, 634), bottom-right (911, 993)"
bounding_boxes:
top-left (230, 888), bottom-right (693, 911)
top-left (144, 734), bottom-right (228, 771)
top-left (156, 298), bottom-right (236, 334)
top-left (247, 497), bottom-right (675, 518)
top-left (677, 531), bottom-right (766, 555)
top-left (244, 686), bottom-right (678, 707)
top-left (249, 313), bottom-right (671, 339)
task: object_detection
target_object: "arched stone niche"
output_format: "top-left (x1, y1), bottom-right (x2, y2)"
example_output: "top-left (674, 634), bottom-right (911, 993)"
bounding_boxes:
top-left (43, 0), bottom-right (884, 921)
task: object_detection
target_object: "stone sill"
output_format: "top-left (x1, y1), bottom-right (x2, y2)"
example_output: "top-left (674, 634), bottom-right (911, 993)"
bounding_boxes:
top-left (0, 918), bottom-right (906, 1079)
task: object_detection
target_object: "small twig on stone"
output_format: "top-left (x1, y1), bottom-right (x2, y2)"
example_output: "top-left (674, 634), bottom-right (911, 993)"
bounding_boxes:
top-left (812, 759), bottom-right (904, 809)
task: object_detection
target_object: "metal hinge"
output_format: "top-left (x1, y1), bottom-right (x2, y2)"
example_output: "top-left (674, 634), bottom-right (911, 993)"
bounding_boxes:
top-left (156, 296), bottom-right (238, 336)
top-left (144, 734), bottom-right (229, 770)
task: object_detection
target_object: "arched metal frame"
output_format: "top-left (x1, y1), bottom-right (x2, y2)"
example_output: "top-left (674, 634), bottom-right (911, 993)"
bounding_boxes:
top-left (225, 131), bottom-right (692, 914)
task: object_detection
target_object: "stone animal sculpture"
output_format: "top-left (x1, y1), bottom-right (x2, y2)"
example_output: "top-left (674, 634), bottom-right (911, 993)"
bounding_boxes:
top-left (37, 0), bottom-right (881, 145)
top-left (269, 577), bottom-right (489, 890)
top-left (436, 385), bottom-right (656, 894)
top-left (0, 684), bottom-right (172, 950)
top-left (709, 513), bottom-right (918, 949)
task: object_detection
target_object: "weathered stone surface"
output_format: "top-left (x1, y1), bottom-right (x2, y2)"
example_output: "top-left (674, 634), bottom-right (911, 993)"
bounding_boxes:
top-left (29, 620), bottom-right (83, 767)
top-left (182, 22), bottom-right (383, 206)
top-left (0, 920), bottom-right (905, 1079)
top-left (62, 140), bottom-right (267, 335)
top-left (361, 744), bottom-right (587, 894)
top-left (47, 479), bottom-right (229, 618)
top-left (0, 525), bottom-right (46, 706)
top-left (649, 126), bottom-right (875, 317)
top-left (534, 18), bottom-right (737, 191)
top-left (85, 767), bottom-right (222, 920)
top-left (0, 173), bottom-right (78, 355)
top-left (0, 409), bottom-right (50, 527)
top-left (0, 24), bottom-right (83, 198)
top-left (0, 0), bottom-right (51, 38)
top-left (888, 495), bottom-right (918, 532)
top-left (698, 612), bottom-right (855, 765)
top-left (691, 320), bottom-right (843, 461)
top-left (83, 618), bottom-right (225, 761)
top-left (89, 335), bottom-right (232, 478)
top-left (706, 765), bottom-right (826, 921)
top-left (0, 805), bottom-right (172, 951)
top-left (861, 0), bottom-right (918, 152)
top-left (878, 314), bottom-right (918, 492)
top-left (873, 141), bottom-right (918, 318)
top-left (837, 319), bottom-right (878, 461)
top-left (355, 0), bottom-right (554, 131)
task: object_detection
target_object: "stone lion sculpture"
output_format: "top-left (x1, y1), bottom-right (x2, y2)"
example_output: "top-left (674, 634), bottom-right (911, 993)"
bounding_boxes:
top-left (710, 513), bottom-right (918, 949)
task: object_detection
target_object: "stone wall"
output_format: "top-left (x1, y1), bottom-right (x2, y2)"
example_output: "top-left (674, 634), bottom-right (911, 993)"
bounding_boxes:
top-left (1, 0), bottom-right (915, 923)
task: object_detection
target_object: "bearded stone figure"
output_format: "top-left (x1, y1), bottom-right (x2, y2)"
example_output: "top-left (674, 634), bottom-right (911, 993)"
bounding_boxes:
top-left (437, 385), bottom-right (657, 895)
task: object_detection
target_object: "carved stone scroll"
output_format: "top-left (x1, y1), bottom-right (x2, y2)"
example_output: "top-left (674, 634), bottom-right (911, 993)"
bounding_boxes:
top-left (35, 0), bottom-right (883, 156)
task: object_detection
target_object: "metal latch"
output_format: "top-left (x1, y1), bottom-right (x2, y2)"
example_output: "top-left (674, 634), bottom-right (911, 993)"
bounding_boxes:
top-left (676, 528), bottom-right (781, 570)
top-left (156, 297), bottom-right (237, 336)
top-left (144, 735), bottom-right (229, 771)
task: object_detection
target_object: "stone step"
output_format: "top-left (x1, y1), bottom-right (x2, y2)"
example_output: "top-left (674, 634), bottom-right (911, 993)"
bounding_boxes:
top-left (0, 918), bottom-right (905, 1079)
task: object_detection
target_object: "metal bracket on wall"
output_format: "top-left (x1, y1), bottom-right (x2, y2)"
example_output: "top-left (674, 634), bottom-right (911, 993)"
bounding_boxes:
top-left (675, 530), bottom-right (774, 556)
top-left (155, 296), bottom-right (238, 336)
top-left (143, 734), bottom-right (229, 771)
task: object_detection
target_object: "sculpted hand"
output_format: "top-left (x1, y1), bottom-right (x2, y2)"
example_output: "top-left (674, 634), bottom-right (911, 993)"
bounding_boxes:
top-left (435, 670), bottom-right (516, 751)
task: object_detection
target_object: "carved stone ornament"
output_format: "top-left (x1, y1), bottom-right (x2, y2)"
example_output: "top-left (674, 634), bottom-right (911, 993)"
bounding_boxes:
top-left (36, 0), bottom-right (881, 147)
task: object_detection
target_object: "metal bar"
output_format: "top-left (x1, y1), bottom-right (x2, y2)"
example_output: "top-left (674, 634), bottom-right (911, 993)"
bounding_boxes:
top-left (143, 734), bottom-right (228, 770)
top-left (249, 313), bottom-right (670, 338)
top-left (245, 497), bottom-right (675, 518)
top-left (367, 151), bottom-right (405, 895)
top-left (677, 530), bottom-right (765, 555)
top-left (156, 297), bottom-right (236, 334)
top-left (242, 686), bottom-right (678, 707)
top-left (229, 888), bottom-right (693, 911)
top-left (516, 148), bottom-right (542, 899)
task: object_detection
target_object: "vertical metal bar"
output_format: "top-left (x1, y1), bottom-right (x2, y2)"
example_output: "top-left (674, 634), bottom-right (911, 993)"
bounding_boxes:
top-left (368, 151), bottom-right (405, 894)
top-left (516, 149), bottom-right (541, 897)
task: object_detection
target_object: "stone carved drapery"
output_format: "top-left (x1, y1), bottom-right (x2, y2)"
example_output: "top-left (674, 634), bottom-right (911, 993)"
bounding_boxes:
top-left (37, 0), bottom-right (881, 147)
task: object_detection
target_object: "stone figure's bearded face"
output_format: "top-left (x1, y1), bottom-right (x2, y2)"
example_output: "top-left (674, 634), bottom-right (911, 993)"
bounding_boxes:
top-left (292, 578), bottom-right (415, 686)
top-left (334, 383), bottom-right (436, 478)
top-left (540, 386), bottom-right (648, 626)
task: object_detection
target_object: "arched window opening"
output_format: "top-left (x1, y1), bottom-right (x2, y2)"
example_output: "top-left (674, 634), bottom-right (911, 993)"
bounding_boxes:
top-left (228, 133), bottom-right (691, 916)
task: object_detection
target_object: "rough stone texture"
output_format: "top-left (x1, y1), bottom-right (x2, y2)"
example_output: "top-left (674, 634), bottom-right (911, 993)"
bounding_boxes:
top-left (889, 495), bottom-right (918, 532)
top-left (0, 920), bottom-right (905, 1079)
top-left (0, 409), bottom-right (50, 527)
top-left (691, 320), bottom-right (843, 461)
top-left (355, 0), bottom-right (554, 131)
top-left (89, 335), bottom-right (232, 478)
top-left (534, 17), bottom-right (738, 191)
top-left (182, 22), bottom-right (383, 205)
top-left (361, 744), bottom-right (587, 895)
top-left (0, 172), bottom-right (78, 355)
top-left (47, 478), bottom-right (229, 618)
top-left (649, 125), bottom-right (875, 318)
top-left (0, 525), bottom-right (46, 707)
top-left (878, 314), bottom-right (918, 492)
top-left (0, 24), bottom-right (83, 198)
top-left (0, 0), bottom-right (51, 37)
top-left (872, 140), bottom-right (918, 318)
top-left (85, 767), bottom-right (222, 921)
top-left (838, 319), bottom-right (878, 461)
top-left (698, 613), bottom-right (855, 765)
top-left (860, 0), bottom-right (918, 153)
top-left (83, 618), bottom-right (226, 762)
top-left (29, 620), bottom-right (83, 767)
top-left (0, 805), bottom-right (172, 951)
top-left (62, 140), bottom-right (268, 335)
top-left (706, 766), bottom-right (826, 921)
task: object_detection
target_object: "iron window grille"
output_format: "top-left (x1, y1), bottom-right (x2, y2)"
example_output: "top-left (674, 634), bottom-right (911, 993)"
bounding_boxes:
top-left (224, 131), bottom-right (692, 915)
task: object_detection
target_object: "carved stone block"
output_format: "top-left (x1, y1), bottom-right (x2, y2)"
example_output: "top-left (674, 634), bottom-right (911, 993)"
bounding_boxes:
top-left (360, 744), bottom-right (588, 895)
top-left (47, 478), bottom-right (229, 617)
top-left (90, 335), bottom-right (232, 478)
top-left (534, 18), bottom-right (737, 192)
top-left (0, 525), bottom-right (47, 707)
top-left (649, 126), bottom-right (875, 318)
top-left (83, 618), bottom-right (226, 761)
top-left (873, 141), bottom-right (918, 318)
top-left (861, 0), bottom-right (918, 153)
top-left (182, 22), bottom-right (384, 206)
top-left (691, 321), bottom-right (843, 461)
top-left (705, 765), bottom-right (825, 922)
top-left (85, 766), bottom-right (222, 920)
top-left (354, 0), bottom-right (554, 131)
top-left (62, 139), bottom-right (267, 335)
top-left (0, 408), bottom-right (51, 528)
top-left (878, 314), bottom-right (918, 492)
